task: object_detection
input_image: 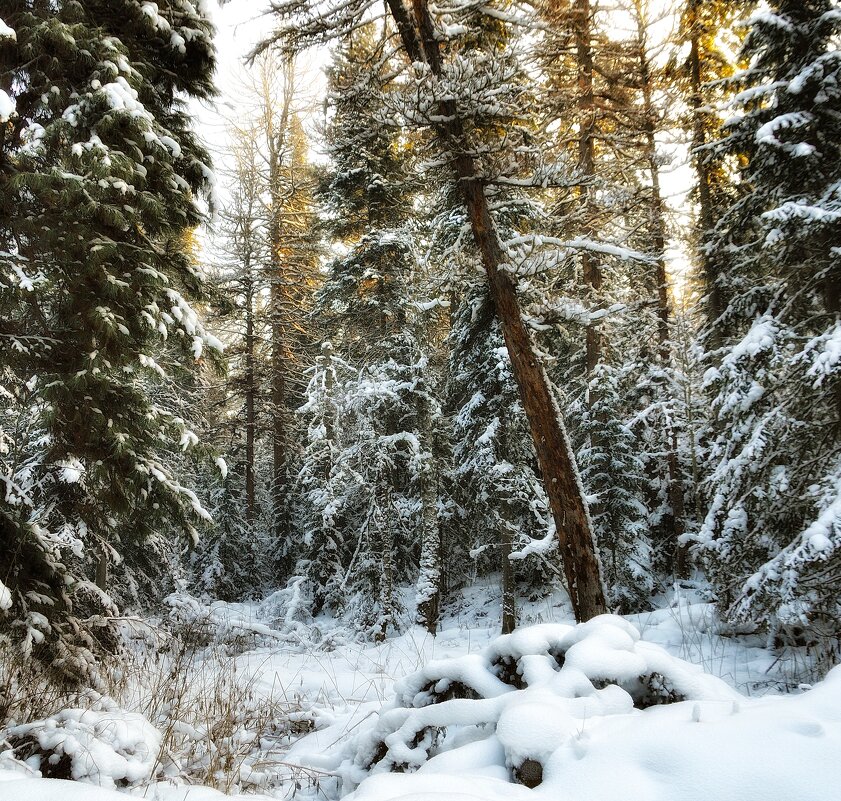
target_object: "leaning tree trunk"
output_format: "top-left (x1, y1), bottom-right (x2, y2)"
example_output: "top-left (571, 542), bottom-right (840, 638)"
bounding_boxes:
top-left (385, 0), bottom-right (608, 621)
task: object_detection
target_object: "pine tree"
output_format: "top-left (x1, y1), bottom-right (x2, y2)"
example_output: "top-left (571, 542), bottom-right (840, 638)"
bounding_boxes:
top-left (0, 1), bottom-right (217, 678)
top-left (211, 122), bottom-right (270, 531)
top-left (263, 67), bottom-right (320, 546)
top-left (269, 0), bottom-right (610, 623)
top-left (621, 0), bottom-right (694, 579)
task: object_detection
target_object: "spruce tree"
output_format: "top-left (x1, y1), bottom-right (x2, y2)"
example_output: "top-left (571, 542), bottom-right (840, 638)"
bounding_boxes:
top-left (696, 2), bottom-right (841, 653)
top-left (0, 1), bottom-right (217, 677)
top-left (447, 285), bottom-right (556, 631)
top-left (295, 237), bottom-right (431, 637)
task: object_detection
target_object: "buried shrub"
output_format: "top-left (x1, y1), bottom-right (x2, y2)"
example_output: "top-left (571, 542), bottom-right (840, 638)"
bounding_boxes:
top-left (341, 616), bottom-right (738, 788)
top-left (6, 708), bottom-right (161, 788)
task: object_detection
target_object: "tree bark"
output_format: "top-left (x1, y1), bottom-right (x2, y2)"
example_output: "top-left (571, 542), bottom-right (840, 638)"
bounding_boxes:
top-left (385, 0), bottom-right (608, 621)
top-left (377, 484), bottom-right (397, 641)
top-left (687, 1), bottom-right (723, 349)
top-left (574, 0), bottom-right (602, 386)
top-left (501, 522), bottom-right (516, 635)
top-left (95, 550), bottom-right (108, 591)
top-left (266, 61), bottom-right (294, 539)
top-left (270, 304), bottom-right (287, 535)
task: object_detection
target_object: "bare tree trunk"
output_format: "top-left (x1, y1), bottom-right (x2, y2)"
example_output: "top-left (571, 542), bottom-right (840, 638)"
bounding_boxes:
top-left (416, 468), bottom-right (441, 633)
top-left (270, 306), bottom-right (287, 535)
top-left (321, 341), bottom-right (336, 448)
top-left (266, 59), bottom-right (294, 539)
top-left (687, 1), bottom-right (723, 349)
top-left (377, 484), bottom-right (396, 641)
top-left (636, 5), bottom-right (687, 576)
top-left (415, 379), bottom-right (441, 634)
top-left (385, 0), bottom-right (608, 621)
top-left (501, 522), bottom-right (516, 635)
top-left (244, 257), bottom-right (256, 526)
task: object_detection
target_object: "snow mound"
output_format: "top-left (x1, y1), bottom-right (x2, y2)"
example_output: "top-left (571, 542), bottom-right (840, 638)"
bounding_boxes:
top-left (341, 616), bottom-right (841, 801)
top-left (6, 709), bottom-right (161, 789)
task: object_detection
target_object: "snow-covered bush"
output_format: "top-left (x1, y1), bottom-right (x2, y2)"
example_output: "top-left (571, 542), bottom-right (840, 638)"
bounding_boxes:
top-left (163, 591), bottom-right (286, 653)
top-left (6, 708), bottom-right (160, 788)
top-left (341, 616), bottom-right (738, 790)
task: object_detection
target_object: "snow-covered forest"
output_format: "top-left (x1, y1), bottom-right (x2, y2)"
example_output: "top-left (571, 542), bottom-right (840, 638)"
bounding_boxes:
top-left (1, 0), bottom-right (841, 799)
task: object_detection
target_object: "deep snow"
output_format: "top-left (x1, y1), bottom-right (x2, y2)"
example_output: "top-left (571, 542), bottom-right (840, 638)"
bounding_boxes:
top-left (0, 584), bottom-right (836, 801)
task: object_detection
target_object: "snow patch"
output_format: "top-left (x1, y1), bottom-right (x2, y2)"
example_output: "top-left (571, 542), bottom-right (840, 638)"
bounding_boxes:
top-left (0, 89), bottom-right (15, 123)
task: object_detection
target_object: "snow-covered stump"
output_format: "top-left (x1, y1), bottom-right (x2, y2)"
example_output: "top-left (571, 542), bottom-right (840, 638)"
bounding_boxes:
top-left (343, 616), bottom-right (739, 790)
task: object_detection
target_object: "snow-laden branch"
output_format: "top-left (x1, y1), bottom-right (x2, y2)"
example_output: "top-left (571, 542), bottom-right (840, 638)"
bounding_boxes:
top-left (503, 234), bottom-right (655, 264)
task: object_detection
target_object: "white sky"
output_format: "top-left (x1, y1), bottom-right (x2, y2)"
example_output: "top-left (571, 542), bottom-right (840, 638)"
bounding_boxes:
top-left (192, 0), bottom-right (327, 247)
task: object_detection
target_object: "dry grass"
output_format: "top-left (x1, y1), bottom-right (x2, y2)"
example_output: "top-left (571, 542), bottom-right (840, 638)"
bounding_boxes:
top-left (0, 614), bottom-right (326, 796)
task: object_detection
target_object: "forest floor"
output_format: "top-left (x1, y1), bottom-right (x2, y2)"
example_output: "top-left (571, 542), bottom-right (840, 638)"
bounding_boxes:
top-left (0, 580), bottom-right (838, 801)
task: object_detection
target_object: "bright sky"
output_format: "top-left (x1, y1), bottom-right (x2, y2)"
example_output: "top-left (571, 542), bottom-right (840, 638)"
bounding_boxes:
top-left (193, 0), bottom-right (326, 246)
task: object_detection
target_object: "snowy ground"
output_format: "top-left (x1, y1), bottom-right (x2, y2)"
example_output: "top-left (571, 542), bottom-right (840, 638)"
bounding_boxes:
top-left (1, 582), bottom-right (837, 801)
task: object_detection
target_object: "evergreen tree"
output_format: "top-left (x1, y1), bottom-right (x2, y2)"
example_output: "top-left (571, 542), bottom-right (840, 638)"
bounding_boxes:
top-left (447, 285), bottom-right (556, 631)
top-left (676, 0), bottom-right (753, 346)
top-left (289, 27), bottom-right (438, 636)
top-left (696, 2), bottom-right (841, 651)
top-left (0, 1), bottom-right (217, 677)
top-left (295, 237), bottom-right (431, 637)
top-left (572, 363), bottom-right (653, 610)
